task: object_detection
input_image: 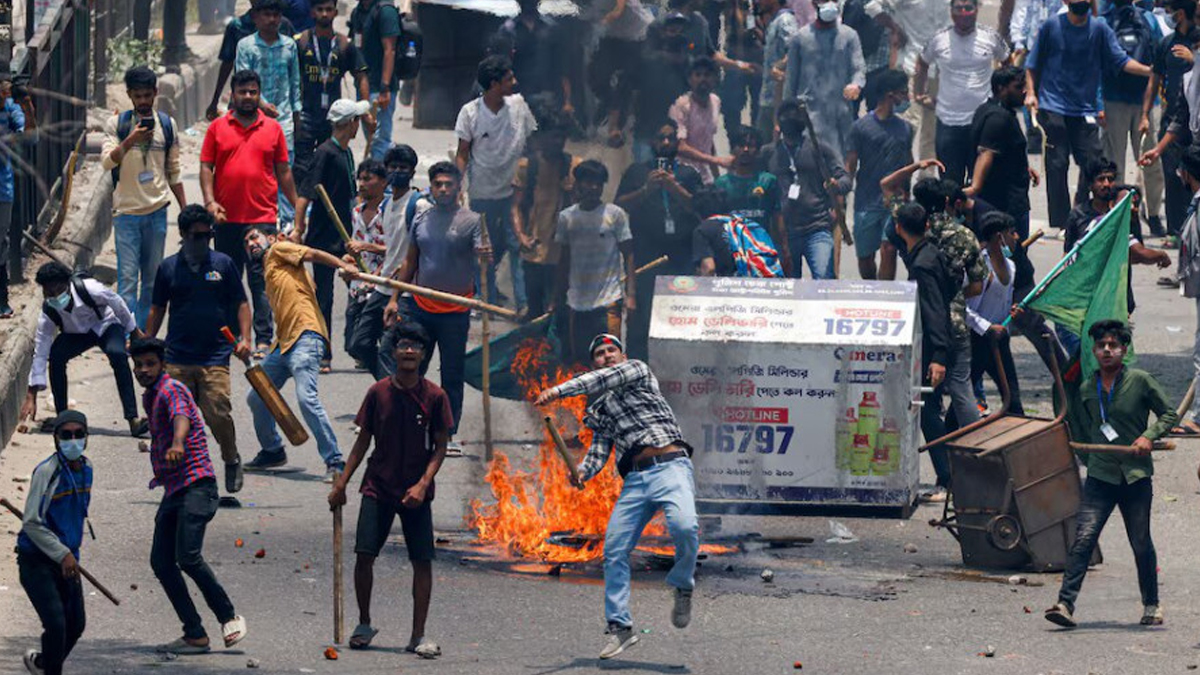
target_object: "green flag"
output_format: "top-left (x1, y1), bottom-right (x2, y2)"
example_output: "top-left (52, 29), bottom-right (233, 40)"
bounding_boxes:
top-left (1026, 194), bottom-right (1132, 380)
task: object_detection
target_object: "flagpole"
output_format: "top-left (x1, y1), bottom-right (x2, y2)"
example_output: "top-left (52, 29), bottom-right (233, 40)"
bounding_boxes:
top-left (1001, 193), bottom-right (1132, 327)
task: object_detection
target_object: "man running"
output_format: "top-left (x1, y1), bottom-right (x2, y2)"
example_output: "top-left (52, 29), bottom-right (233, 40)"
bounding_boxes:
top-left (534, 334), bottom-right (697, 660)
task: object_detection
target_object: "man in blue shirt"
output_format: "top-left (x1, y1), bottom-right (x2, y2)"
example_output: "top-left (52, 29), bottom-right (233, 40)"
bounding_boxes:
top-left (145, 205), bottom-right (252, 501)
top-left (1025, 0), bottom-right (1152, 231)
top-left (0, 81), bottom-right (24, 319)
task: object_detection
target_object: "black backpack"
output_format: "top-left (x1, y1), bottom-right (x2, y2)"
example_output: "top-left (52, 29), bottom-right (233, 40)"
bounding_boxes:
top-left (112, 110), bottom-right (175, 186)
top-left (353, 0), bottom-right (422, 82)
top-left (1109, 5), bottom-right (1154, 67)
top-left (42, 274), bottom-right (102, 330)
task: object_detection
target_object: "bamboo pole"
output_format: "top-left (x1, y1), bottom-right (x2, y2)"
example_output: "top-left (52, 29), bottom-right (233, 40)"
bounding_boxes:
top-left (544, 416), bottom-right (582, 487)
top-left (356, 273), bottom-right (519, 319)
top-left (332, 503), bottom-right (344, 644)
top-left (479, 215), bottom-right (494, 462)
top-left (315, 184), bottom-right (368, 272)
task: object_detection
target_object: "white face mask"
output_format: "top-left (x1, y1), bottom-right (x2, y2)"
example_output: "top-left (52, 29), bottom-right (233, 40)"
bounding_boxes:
top-left (57, 439), bottom-right (86, 461)
top-left (817, 1), bottom-right (839, 22)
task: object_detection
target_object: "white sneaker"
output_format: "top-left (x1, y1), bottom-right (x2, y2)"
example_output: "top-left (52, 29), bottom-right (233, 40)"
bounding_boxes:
top-left (1141, 604), bottom-right (1163, 626)
top-left (599, 624), bottom-right (639, 659)
top-left (23, 650), bottom-right (43, 675)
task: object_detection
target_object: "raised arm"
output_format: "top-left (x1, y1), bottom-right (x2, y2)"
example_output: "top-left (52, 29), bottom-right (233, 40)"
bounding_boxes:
top-left (549, 359), bottom-right (652, 399)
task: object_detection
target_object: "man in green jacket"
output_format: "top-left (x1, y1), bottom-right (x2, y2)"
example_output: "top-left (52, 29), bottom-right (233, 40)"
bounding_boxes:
top-left (1045, 319), bottom-right (1178, 629)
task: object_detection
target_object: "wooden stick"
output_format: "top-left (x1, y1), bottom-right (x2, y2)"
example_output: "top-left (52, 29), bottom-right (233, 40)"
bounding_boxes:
top-left (1177, 380), bottom-right (1196, 420)
top-left (1070, 441), bottom-right (1176, 454)
top-left (0, 498), bottom-right (121, 606)
top-left (543, 416), bottom-right (582, 487)
top-left (479, 215), bottom-right (494, 463)
top-left (1022, 230), bottom-right (1044, 248)
top-left (332, 503), bottom-right (343, 644)
top-left (22, 229), bottom-right (69, 267)
top-left (315, 184), bottom-right (368, 273)
top-left (356, 273), bottom-right (520, 319)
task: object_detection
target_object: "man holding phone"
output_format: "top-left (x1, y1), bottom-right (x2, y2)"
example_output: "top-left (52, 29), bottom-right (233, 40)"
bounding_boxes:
top-left (101, 66), bottom-right (187, 329)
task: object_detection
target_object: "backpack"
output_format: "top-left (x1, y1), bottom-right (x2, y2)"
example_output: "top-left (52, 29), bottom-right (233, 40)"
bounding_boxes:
top-left (1109, 5), bottom-right (1154, 67)
top-left (42, 274), bottom-right (103, 330)
top-left (712, 215), bottom-right (784, 278)
top-left (112, 110), bottom-right (174, 186)
top-left (353, 0), bottom-right (423, 82)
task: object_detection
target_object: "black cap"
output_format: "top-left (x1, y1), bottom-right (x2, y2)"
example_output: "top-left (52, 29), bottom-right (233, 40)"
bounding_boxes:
top-left (52, 410), bottom-right (88, 433)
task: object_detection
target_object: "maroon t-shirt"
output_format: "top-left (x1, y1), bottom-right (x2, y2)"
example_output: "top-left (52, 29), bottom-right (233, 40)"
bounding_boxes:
top-left (355, 376), bottom-right (453, 505)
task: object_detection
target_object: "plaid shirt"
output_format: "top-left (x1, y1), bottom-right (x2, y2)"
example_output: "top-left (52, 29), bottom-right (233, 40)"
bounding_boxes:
top-left (549, 360), bottom-right (689, 482)
top-left (143, 373), bottom-right (216, 497)
top-left (236, 33), bottom-right (303, 124)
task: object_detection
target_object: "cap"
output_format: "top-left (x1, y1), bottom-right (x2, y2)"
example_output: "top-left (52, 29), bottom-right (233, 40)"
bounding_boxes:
top-left (53, 410), bottom-right (88, 433)
top-left (589, 333), bottom-right (624, 357)
top-left (327, 99), bottom-right (372, 124)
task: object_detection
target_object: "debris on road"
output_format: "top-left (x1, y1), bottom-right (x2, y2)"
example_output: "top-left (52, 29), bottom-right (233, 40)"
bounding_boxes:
top-left (978, 645), bottom-right (996, 657)
top-left (793, 661), bottom-right (803, 669)
top-left (254, 548), bottom-right (266, 559)
top-left (246, 658), bottom-right (260, 668)
top-left (903, 543), bottom-right (918, 553)
top-left (1008, 575), bottom-right (1027, 585)
top-left (826, 520), bottom-right (858, 543)
top-left (235, 538), bottom-right (244, 548)
top-left (324, 647), bottom-right (339, 660)
top-left (130, 584), bottom-right (138, 591)
top-left (761, 569), bottom-right (775, 583)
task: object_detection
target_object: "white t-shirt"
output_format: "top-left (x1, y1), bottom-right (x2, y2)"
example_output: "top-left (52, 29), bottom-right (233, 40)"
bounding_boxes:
top-left (921, 25), bottom-right (1010, 126)
top-left (555, 203), bottom-right (633, 311)
top-left (454, 94), bottom-right (538, 201)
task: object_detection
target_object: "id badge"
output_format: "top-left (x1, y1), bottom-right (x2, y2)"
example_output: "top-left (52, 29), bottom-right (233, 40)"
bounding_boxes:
top-left (788, 183), bottom-right (801, 201)
top-left (1100, 422), bottom-right (1119, 442)
top-left (354, 34), bottom-right (362, 48)
top-left (137, 171), bottom-right (154, 184)
top-left (664, 215), bottom-right (676, 235)
top-left (321, 92), bottom-right (330, 109)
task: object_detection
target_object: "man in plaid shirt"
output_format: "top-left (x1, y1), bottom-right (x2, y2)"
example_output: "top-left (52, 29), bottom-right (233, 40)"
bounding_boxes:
top-left (130, 338), bottom-right (247, 655)
top-left (535, 333), bottom-right (697, 660)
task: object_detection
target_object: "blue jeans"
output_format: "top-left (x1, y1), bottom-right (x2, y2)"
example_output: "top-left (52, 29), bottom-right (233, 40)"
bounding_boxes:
top-left (246, 331), bottom-right (342, 467)
top-left (786, 229), bottom-right (834, 279)
top-left (400, 296), bottom-right (469, 434)
top-left (369, 90), bottom-right (396, 160)
top-left (604, 457), bottom-right (698, 628)
top-left (471, 196), bottom-right (526, 310)
top-left (114, 207), bottom-right (168, 328)
top-left (1058, 476), bottom-right (1158, 612)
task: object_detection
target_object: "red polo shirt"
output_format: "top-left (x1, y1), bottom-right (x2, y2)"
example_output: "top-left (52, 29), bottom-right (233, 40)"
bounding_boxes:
top-left (200, 111), bottom-right (289, 225)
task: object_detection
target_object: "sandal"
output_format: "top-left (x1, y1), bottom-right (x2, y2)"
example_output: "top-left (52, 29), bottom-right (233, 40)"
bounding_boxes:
top-left (1169, 424), bottom-right (1200, 437)
top-left (319, 359), bottom-right (332, 374)
top-left (253, 344), bottom-right (269, 360)
top-left (406, 637), bottom-right (441, 659)
top-left (349, 623), bottom-right (379, 650)
top-left (157, 637), bottom-right (212, 655)
top-left (222, 615), bottom-right (248, 648)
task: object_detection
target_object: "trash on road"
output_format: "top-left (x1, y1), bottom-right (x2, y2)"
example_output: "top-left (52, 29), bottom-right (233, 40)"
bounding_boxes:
top-left (254, 548), bottom-right (265, 559)
top-left (246, 658), bottom-right (260, 668)
top-left (903, 543), bottom-right (918, 553)
top-left (826, 520), bottom-right (858, 543)
top-left (760, 569), bottom-right (775, 583)
top-left (324, 647), bottom-right (339, 660)
top-left (235, 538), bottom-right (244, 548)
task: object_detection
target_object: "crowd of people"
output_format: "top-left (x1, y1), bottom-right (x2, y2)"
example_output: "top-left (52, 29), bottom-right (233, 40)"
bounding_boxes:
top-left (10, 0), bottom-right (1200, 669)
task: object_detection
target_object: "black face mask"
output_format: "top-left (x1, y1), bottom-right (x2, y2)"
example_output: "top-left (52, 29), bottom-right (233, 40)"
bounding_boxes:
top-left (181, 238), bottom-right (209, 265)
top-left (389, 170), bottom-right (414, 189)
top-left (1068, 1), bottom-right (1091, 15)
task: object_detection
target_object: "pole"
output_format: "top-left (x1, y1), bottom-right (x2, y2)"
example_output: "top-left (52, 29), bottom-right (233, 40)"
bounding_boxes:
top-left (315, 184), bottom-right (368, 272)
top-left (479, 215), bottom-right (494, 462)
top-left (332, 503), bottom-right (343, 644)
top-left (0, 498), bottom-right (121, 606)
top-left (543, 416), bottom-right (582, 487)
top-left (795, 100), bottom-right (852, 278)
top-left (357, 273), bottom-right (519, 319)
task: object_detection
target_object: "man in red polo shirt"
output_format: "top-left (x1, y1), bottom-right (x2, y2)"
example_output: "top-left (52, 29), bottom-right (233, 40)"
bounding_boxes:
top-left (200, 69), bottom-right (300, 357)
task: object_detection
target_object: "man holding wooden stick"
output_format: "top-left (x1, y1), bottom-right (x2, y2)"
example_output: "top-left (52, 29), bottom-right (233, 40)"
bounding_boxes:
top-left (383, 161), bottom-right (489, 451)
top-left (534, 334), bottom-right (698, 660)
top-left (15, 411), bottom-right (93, 675)
top-left (328, 322), bottom-right (450, 657)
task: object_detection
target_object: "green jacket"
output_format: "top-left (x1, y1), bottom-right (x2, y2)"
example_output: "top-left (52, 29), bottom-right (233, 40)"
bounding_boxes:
top-left (1065, 367), bottom-right (1178, 485)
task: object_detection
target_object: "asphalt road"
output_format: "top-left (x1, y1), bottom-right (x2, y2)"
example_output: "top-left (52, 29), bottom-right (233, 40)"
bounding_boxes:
top-left (5, 65), bottom-right (1200, 675)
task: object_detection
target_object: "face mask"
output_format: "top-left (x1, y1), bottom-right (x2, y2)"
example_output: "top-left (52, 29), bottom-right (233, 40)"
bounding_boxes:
top-left (1001, 244), bottom-right (1013, 259)
top-left (389, 170), bottom-right (414, 189)
top-left (1068, 1), bottom-right (1091, 15)
top-left (47, 291), bottom-right (70, 310)
top-left (57, 438), bottom-right (86, 461)
top-left (894, 98), bottom-right (911, 114)
top-left (817, 2), bottom-right (839, 23)
top-left (182, 237), bottom-right (209, 263)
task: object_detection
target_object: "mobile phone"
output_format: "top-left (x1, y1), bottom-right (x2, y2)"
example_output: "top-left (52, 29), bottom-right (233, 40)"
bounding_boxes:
top-left (139, 116), bottom-right (155, 130)
top-left (656, 157), bottom-right (670, 171)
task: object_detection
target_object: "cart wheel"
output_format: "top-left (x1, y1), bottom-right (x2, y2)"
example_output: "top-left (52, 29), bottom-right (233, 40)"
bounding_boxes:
top-left (986, 515), bottom-right (1022, 551)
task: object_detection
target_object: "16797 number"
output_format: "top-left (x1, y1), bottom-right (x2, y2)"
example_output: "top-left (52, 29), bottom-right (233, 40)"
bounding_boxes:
top-left (700, 424), bottom-right (794, 455)
top-left (823, 318), bottom-right (906, 337)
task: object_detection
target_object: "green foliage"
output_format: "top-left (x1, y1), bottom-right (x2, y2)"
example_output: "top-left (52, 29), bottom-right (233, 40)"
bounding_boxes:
top-left (107, 37), bottom-right (162, 74)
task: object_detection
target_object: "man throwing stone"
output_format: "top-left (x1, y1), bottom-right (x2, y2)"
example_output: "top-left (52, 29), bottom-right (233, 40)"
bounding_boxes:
top-left (534, 334), bottom-right (698, 660)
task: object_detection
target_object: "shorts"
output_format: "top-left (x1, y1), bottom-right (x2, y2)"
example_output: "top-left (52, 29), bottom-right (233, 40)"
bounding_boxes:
top-left (354, 494), bottom-right (436, 562)
top-left (853, 208), bottom-right (890, 259)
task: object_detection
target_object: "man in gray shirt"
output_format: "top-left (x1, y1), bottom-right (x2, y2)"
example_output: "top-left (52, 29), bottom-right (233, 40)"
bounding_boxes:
top-left (783, 0), bottom-right (866, 157)
top-left (385, 162), bottom-right (485, 444)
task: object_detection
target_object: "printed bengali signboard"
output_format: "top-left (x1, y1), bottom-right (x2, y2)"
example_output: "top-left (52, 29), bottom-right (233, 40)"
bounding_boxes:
top-left (648, 277), bottom-right (923, 513)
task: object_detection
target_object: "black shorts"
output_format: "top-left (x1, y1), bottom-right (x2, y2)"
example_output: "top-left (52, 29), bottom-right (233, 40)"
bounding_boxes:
top-left (354, 494), bottom-right (436, 562)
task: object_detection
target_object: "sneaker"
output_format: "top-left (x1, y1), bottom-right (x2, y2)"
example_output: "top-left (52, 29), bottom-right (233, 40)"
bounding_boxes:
top-left (1158, 276), bottom-right (1181, 288)
top-left (1044, 602), bottom-right (1076, 628)
top-left (1147, 216), bottom-right (1166, 237)
top-left (445, 441), bottom-right (464, 457)
top-left (23, 649), bottom-right (43, 675)
top-left (324, 463), bottom-right (345, 483)
top-left (671, 588), bottom-right (693, 628)
top-left (244, 449), bottom-right (287, 471)
top-left (225, 460), bottom-right (243, 494)
top-left (1140, 604), bottom-right (1163, 626)
top-left (598, 624), bottom-right (639, 660)
top-left (129, 418), bottom-right (150, 438)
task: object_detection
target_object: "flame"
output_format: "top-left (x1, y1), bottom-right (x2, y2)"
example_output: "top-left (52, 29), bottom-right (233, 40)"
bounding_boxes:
top-left (469, 338), bottom-right (676, 563)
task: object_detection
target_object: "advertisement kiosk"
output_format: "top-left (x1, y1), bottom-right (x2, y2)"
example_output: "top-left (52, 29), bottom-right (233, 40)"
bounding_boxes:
top-left (649, 277), bottom-right (925, 517)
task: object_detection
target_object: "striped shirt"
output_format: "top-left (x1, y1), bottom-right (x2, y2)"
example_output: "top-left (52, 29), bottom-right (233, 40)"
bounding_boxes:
top-left (548, 360), bottom-right (690, 482)
top-left (143, 373), bottom-right (216, 497)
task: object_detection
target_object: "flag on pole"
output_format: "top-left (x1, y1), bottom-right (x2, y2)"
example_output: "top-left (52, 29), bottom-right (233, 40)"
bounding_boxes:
top-left (1024, 194), bottom-right (1132, 380)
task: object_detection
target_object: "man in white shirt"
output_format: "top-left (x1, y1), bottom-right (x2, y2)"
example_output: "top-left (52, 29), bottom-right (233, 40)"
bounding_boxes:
top-left (20, 262), bottom-right (148, 436)
top-left (454, 54), bottom-right (538, 313)
top-left (966, 212), bottom-right (1024, 417)
top-left (914, 0), bottom-right (1009, 184)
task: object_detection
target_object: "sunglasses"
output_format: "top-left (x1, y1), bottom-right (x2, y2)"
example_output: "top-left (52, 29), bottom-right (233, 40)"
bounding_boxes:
top-left (57, 429), bottom-right (86, 440)
top-left (395, 340), bottom-right (425, 351)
